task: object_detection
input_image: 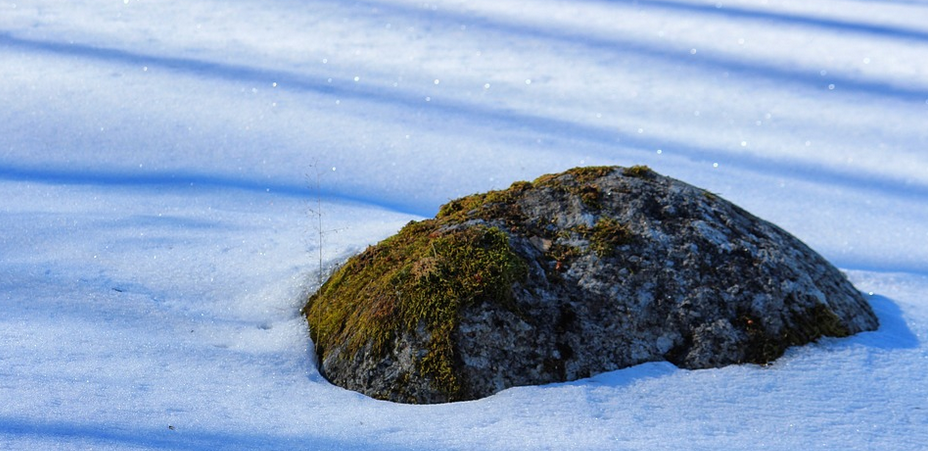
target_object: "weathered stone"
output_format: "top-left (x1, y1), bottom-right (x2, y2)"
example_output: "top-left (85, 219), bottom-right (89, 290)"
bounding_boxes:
top-left (302, 165), bottom-right (879, 404)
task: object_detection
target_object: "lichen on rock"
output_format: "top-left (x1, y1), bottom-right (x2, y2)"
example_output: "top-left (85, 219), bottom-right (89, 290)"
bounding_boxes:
top-left (302, 165), bottom-right (879, 404)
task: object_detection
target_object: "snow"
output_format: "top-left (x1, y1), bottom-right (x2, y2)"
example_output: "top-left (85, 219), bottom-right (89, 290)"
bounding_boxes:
top-left (1, 0), bottom-right (927, 449)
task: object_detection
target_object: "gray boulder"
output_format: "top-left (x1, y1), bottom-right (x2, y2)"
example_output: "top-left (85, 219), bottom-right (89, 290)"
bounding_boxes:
top-left (303, 166), bottom-right (878, 403)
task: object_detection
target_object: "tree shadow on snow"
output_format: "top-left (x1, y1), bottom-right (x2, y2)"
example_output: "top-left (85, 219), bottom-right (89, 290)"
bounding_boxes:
top-left (0, 163), bottom-right (426, 217)
top-left (592, 0), bottom-right (928, 43)
top-left (3, 27), bottom-right (928, 212)
top-left (0, 416), bottom-right (428, 451)
top-left (336, 0), bottom-right (928, 101)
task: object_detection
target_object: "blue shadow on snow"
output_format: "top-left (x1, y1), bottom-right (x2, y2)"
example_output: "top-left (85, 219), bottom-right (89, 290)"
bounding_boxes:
top-left (2, 31), bottom-right (928, 210)
top-left (0, 164), bottom-right (428, 217)
top-left (847, 293), bottom-right (920, 349)
top-left (0, 416), bottom-right (427, 451)
top-left (338, 0), bottom-right (928, 102)
top-left (605, 0), bottom-right (928, 43)
top-left (1, 17), bottom-right (926, 105)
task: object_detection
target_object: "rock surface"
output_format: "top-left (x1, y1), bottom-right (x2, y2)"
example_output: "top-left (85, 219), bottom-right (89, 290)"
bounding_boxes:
top-left (303, 166), bottom-right (879, 404)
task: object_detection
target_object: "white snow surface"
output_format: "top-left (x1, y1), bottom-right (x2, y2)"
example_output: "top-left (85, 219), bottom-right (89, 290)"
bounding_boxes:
top-left (1, 0), bottom-right (927, 449)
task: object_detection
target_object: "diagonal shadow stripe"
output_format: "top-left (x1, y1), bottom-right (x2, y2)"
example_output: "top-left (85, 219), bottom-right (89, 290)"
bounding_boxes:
top-left (0, 164), bottom-right (429, 217)
top-left (0, 415), bottom-right (429, 451)
top-left (620, 0), bottom-right (928, 42)
top-left (1, 30), bottom-right (925, 147)
top-left (2, 22), bottom-right (927, 105)
top-left (1, 32), bottom-right (926, 208)
top-left (342, 0), bottom-right (928, 102)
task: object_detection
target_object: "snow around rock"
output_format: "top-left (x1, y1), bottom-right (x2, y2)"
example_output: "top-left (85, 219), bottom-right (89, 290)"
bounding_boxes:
top-left (1, 0), bottom-right (927, 449)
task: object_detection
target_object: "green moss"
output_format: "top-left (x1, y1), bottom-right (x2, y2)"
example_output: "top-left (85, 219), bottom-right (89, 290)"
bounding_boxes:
top-left (436, 180), bottom-right (532, 223)
top-left (305, 165), bottom-right (650, 400)
top-left (540, 217), bottom-right (633, 266)
top-left (741, 303), bottom-right (850, 364)
top-left (304, 221), bottom-right (527, 401)
top-left (561, 166), bottom-right (616, 184)
top-left (532, 166), bottom-right (616, 211)
top-left (508, 180), bottom-right (534, 191)
top-left (577, 184), bottom-right (602, 210)
top-left (623, 165), bottom-right (653, 178)
top-left (788, 303), bottom-right (850, 341)
top-left (589, 217), bottom-right (633, 257)
top-left (545, 242), bottom-right (583, 264)
top-left (533, 166), bottom-right (614, 187)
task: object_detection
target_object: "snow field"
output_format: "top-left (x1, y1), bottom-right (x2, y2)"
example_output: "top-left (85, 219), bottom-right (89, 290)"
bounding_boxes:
top-left (1, 0), bottom-right (927, 449)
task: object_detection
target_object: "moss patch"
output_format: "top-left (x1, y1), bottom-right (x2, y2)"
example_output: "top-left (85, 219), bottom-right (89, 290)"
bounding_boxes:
top-left (304, 220), bottom-right (527, 401)
top-left (741, 303), bottom-right (851, 364)
top-left (304, 165), bottom-right (643, 401)
top-left (436, 180), bottom-right (533, 224)
top-left (623, 165), bottom-right (653, 178)
top-left (533, 166), bottom-right (615, 211)
top-left (535, 166), bottom-right (616, 185)
top-left (589, 217), bottom-right (633, 257)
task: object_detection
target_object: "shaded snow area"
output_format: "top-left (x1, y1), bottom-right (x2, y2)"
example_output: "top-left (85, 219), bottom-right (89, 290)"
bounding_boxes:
top-left (1, 0), bottom-right (927, 449)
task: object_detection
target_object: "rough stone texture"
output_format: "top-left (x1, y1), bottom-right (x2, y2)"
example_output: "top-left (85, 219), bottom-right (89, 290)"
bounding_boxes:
top-left (303, 166), bottom-right (879, 404)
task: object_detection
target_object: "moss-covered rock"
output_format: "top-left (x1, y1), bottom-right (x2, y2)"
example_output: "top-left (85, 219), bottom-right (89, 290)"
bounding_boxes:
top-left (303, 165), bottom-right (879, 403)
top-left (305, 221), bottom-right (526, 402)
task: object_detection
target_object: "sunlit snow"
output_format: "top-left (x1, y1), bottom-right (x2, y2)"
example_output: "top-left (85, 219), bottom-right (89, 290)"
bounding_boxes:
top-left (1, 0), bottom-right (927, 449)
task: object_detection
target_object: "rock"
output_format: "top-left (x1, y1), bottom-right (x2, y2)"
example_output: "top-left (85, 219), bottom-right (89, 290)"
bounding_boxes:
top-left (302, 165), bottom-right (879, 404)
